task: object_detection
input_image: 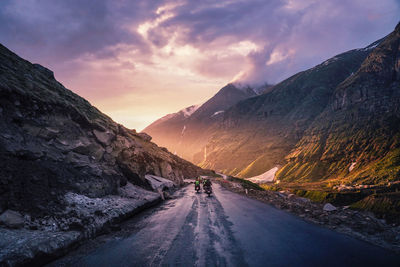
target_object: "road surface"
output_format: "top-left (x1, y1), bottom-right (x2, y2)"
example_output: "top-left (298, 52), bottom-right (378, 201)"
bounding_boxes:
top-left (50, 184), bottom-right (400, 267)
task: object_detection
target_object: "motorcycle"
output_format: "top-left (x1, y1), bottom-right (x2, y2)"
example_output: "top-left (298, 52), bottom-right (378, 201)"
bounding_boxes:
top-left (203, 185), bottom-right (212, 197)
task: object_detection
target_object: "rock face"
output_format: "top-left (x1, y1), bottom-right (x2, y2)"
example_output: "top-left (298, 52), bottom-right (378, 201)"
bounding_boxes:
top-left (277, 22), bottom-right (400, 184)
top-left (0, 43), bottom-right (206, 218)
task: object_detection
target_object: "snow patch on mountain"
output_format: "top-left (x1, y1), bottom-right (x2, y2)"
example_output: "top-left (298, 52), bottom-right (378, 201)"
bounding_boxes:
top-left (363, 42), bottom-right (379, 51)
top-left (148, 104), bottom-right (201, 128)
top-left (247, 166), bottom-right (279, 183)
top-left (357, 38), bottom-right (384, 52)
top-left (211, 110), bottom-right (224, 117)
top-left (182, 105), bottom-right (200, 118)
top-left (349, 162), bottom-right (357, 172)
top-left (322, 56), bottom-right (339, 66)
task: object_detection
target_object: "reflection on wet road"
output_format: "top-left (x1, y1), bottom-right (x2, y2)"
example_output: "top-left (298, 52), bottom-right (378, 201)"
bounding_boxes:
top-left (51, 184), bottom-right (400, 266)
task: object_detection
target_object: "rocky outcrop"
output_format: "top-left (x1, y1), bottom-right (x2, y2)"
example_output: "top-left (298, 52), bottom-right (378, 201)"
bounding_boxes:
top-left (0, 42), bottom-right (206, 213)
top-left (0, 43), bottom-right (208, 266)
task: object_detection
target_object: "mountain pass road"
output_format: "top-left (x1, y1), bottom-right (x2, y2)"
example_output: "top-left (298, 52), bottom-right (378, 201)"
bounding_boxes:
top-left (49, 183), bottom-right (400, 266)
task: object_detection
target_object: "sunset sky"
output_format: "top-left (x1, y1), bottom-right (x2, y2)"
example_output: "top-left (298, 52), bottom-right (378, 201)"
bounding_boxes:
top-left (1, 0), bottom-right (399, 130)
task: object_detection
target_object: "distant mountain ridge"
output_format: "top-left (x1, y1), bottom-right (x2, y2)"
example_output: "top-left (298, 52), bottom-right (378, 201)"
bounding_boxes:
top-left (143, 83), bottom-right (261, 160)
top-left (198, 43), bottom-right (373, 177)
top-left (145, 22), bottom-right (400, 188)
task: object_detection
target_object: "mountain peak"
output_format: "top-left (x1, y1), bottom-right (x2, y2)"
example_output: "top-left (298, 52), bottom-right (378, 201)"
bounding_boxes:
top-left (220, 83), bottom-right (254, 95)
top-left (231, 82), bottom-right (273, 95)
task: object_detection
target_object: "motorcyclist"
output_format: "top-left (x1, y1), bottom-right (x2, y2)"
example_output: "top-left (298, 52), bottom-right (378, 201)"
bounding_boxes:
top-left (195, 177), bottom-right (201, 192)
top-left (203, 178), bottom-right (212, 191)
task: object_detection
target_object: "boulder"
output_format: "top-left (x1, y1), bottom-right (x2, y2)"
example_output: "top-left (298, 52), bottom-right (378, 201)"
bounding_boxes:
top-left (93, 130), bottom-right (114, 146)
top-left (323, 203), bottom-right (337, 212)
top-left (0, 210), bottom-right (24, 228)
top-left (145, 175), bottom-right (175, 191)
top-left (137, 132), bottom-right (152, 142)
top-left (73, 142), bottom-right (104, 160)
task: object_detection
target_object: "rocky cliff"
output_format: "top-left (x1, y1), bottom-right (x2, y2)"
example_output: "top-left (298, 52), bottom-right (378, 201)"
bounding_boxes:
top-left (0, 43), bottom-right (207, 216)
top-left (277, 22), bottom-right (400, 185)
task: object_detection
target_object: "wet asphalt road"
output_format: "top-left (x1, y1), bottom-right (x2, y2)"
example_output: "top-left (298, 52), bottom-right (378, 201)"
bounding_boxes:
top-left (50, 184), bottom-right (400, 267)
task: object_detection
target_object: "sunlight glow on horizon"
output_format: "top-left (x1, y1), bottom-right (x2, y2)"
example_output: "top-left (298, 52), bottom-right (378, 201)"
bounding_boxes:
top-left (1, 0), bottom-right (398, 131)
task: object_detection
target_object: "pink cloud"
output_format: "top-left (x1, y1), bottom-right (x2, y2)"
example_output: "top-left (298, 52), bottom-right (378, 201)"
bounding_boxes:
top-left (0, 0), bottom-right (399, 129)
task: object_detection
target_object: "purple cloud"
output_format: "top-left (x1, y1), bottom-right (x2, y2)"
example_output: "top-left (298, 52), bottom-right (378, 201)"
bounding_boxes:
top-left (1, 0), bottom-right (398, 85)
top-left (0, 0), bottom-right (164, 63)
top-left (0, 0), bottom-right (399, 130)
top-left (154, 0), bottom-right (400, 84)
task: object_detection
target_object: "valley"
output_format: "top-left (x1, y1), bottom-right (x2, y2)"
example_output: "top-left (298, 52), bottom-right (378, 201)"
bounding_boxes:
top-left (0, 2), bottom-right (399, 265)
top-left (145, 23), bottom-right (400, 188)
top-left (144, 23), bottom-right (400, 223)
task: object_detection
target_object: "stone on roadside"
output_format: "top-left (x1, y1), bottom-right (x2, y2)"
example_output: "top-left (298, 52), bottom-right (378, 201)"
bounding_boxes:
top-left (277, 192), bottom-right (286, 198)
top-left (297, 197), bottom-right (311, 204)
top-left (145, 175), bottom-right (175, 191)
top-left (323, 203), bottom-right (337, 212)
top-left (0, 210), bottom-right (25, 228)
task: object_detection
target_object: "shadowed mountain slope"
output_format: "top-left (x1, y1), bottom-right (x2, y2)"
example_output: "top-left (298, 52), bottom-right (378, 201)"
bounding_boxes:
top-left (277, 22), bottom-right (400, 185)
top-left (0, 43), bottom-right (205, 216)
top-left (198, 39), bottom-right (378, 178)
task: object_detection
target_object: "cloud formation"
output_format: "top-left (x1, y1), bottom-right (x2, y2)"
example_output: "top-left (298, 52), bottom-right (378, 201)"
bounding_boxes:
top-left (0, 0), bottom-right (399, 129)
